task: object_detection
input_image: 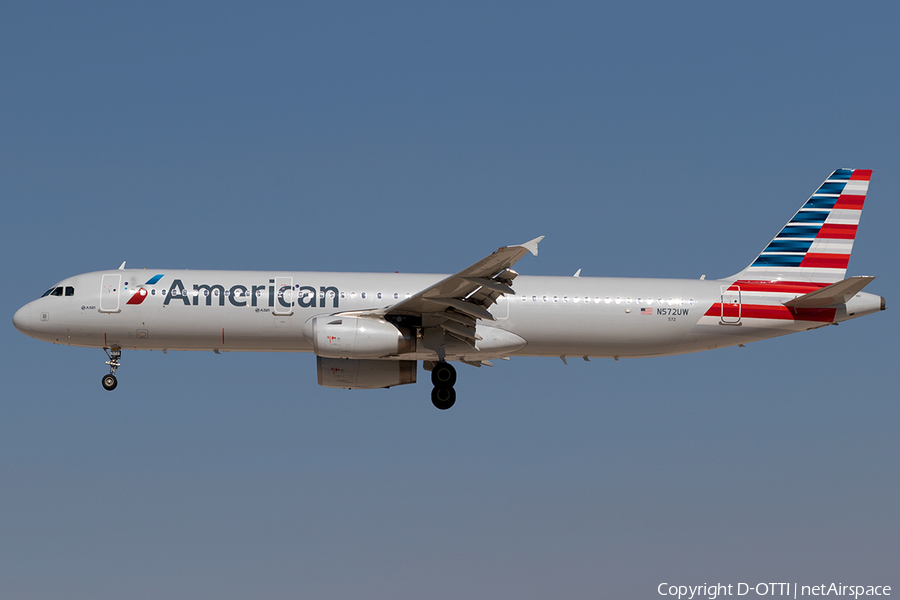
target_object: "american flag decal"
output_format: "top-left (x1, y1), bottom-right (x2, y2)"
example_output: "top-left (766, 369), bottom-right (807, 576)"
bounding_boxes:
top-left (641, 307), bottom-right (653, 315)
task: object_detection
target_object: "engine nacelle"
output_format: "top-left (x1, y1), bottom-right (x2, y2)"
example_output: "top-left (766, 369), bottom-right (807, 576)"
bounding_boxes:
top-left (308, 315), bottom-right (415, 359)
top-left (317, 357), bottom-right (417, 389)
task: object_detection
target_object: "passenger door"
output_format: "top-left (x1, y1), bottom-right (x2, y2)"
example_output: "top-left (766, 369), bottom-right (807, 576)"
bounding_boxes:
top-left (99, 274), bottom-right (121, 313)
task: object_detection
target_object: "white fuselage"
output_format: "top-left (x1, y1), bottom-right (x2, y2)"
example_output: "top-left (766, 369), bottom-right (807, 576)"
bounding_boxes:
top-left (13, 269), bottom-right (884, 361)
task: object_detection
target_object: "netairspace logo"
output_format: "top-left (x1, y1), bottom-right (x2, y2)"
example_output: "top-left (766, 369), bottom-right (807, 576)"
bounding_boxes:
top-left (657, 582), bottom-right (891, 600)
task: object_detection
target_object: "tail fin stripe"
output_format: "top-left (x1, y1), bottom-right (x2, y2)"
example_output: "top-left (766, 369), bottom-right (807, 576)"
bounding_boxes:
top-left (729, 168), bottom-right (872, 284)
top-left (753, 256), bottom-right (804, 267)
top-left (800, 254), bottom-right (850, 269)
top-left (790, 211), bottom-right (830, 224)
top-left (817, 182), bottom-right (847, 194)
top-left (807, 240), bottom-right (853, 254)
top-left (833, 195), bottom-right (865, 210)
top-left (826, 209), bottom-right (863, 223)
top-left (817, 224), bottom-right (857, 239)
top-left (806, 197), bottom-right (839, 209)
top-left (764, 240), bottom-right (814, 253)
top-left (779, 225), bottom-right (823, 237)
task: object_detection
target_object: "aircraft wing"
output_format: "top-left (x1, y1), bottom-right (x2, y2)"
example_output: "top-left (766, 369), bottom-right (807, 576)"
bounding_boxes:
top-left (369, 236), bottom-right (543, 352)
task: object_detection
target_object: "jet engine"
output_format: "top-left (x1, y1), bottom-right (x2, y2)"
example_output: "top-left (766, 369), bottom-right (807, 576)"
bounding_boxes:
top-left (317, 357), bottom-right (417, 389)
top-left (307, 315), bottom-right (415, 359)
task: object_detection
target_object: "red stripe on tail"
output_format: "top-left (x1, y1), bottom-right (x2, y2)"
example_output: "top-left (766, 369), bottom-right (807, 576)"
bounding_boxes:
top-left (833, 195), bottom-right (865, 210)
top-left (799, 254), bottom-right (850, 269)
top-left (705, 303), bottom-right (836, 323)
top-left (817, 224), bottom-right (857, 239)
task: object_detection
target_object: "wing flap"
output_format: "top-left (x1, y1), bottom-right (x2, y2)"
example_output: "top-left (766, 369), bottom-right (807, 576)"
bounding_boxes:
top-left (384, 236), bottom-right (543, 317)
top-left (368, 236), bottom-right (543, 360)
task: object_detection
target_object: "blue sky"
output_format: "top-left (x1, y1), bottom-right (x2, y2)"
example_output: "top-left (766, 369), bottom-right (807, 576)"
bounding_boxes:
top-left (2, 2), bottom-right (898, 598)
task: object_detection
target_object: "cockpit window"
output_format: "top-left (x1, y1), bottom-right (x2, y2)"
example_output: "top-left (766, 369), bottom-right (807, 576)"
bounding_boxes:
top-left (40, 286), bottom-right (71, 298)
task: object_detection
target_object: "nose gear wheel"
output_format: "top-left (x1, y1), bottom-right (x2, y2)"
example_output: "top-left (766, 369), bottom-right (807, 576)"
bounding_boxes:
top-left (102, 347), bottom-right (121, 391)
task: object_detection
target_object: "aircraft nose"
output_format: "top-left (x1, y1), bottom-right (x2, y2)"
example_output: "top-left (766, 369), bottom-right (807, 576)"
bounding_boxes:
top-left (13, 304), bottom-right (31, 332)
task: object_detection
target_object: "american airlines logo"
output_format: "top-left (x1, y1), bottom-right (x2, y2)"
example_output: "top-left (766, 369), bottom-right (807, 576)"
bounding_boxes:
top-left (125, 275), bottom-right (164, 306)
top-left (150, 278), bottom-right (341, 309)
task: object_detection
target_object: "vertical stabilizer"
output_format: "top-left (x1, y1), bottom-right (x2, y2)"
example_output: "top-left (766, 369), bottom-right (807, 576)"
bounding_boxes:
top-left (729, 169), bottom-right (872, 283)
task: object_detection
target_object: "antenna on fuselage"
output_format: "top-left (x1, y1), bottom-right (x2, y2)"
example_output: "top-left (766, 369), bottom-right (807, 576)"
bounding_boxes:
top-left (118, 261), bottom-right (126, 270)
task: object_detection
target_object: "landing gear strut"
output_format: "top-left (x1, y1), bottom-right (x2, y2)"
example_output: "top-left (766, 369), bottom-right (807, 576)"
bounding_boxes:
top-left (102, 347), bottom-right (121, 391)
top-left (431, 362), bottom-right (457, 410)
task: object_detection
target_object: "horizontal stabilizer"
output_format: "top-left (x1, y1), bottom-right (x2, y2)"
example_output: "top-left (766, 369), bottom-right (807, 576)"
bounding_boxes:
top-left (783, 276), bottom-right (876, 308)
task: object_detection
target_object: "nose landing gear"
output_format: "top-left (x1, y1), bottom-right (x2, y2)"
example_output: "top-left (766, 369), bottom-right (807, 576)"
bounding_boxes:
top-left (101, 347), bottom-right (121, 391)
top-left (430, 362), bottom-right (457, 410)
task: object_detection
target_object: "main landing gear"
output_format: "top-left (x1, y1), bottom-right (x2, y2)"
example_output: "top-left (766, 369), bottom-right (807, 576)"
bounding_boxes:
top-left (430, 361), bottom-right (457, 410)
top-left (101, 347), bottom-right (121, 391)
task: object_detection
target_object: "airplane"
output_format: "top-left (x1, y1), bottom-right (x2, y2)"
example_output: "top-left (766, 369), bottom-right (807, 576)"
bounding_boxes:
top-left (13, 169), bottom-right (885, 409)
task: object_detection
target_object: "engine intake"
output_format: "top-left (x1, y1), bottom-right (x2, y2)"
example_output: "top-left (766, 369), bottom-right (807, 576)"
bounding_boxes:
top-left (308, 315), bottom-right (415, 359)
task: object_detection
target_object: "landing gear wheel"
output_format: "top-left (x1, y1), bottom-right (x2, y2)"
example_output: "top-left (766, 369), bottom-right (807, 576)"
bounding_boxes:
top-left (431, 386), bottom-right (456, 410)
top-left (431, 362), bottom-right (457, 388)
top-left (102, 347), bottom-right (122, 391)
top-left (101, 374), bottom-right (118, 391)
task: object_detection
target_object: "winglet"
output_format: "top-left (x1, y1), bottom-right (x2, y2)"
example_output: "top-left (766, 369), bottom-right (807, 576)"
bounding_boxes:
top-left (118, 261), bottom-right (127, 270)
top-left (518, 236), bottom-right (544, 257)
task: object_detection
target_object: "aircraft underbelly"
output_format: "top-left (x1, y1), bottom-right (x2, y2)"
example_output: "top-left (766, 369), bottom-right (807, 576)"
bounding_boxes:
top-left (503, 312), bottom-right (692, 358)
